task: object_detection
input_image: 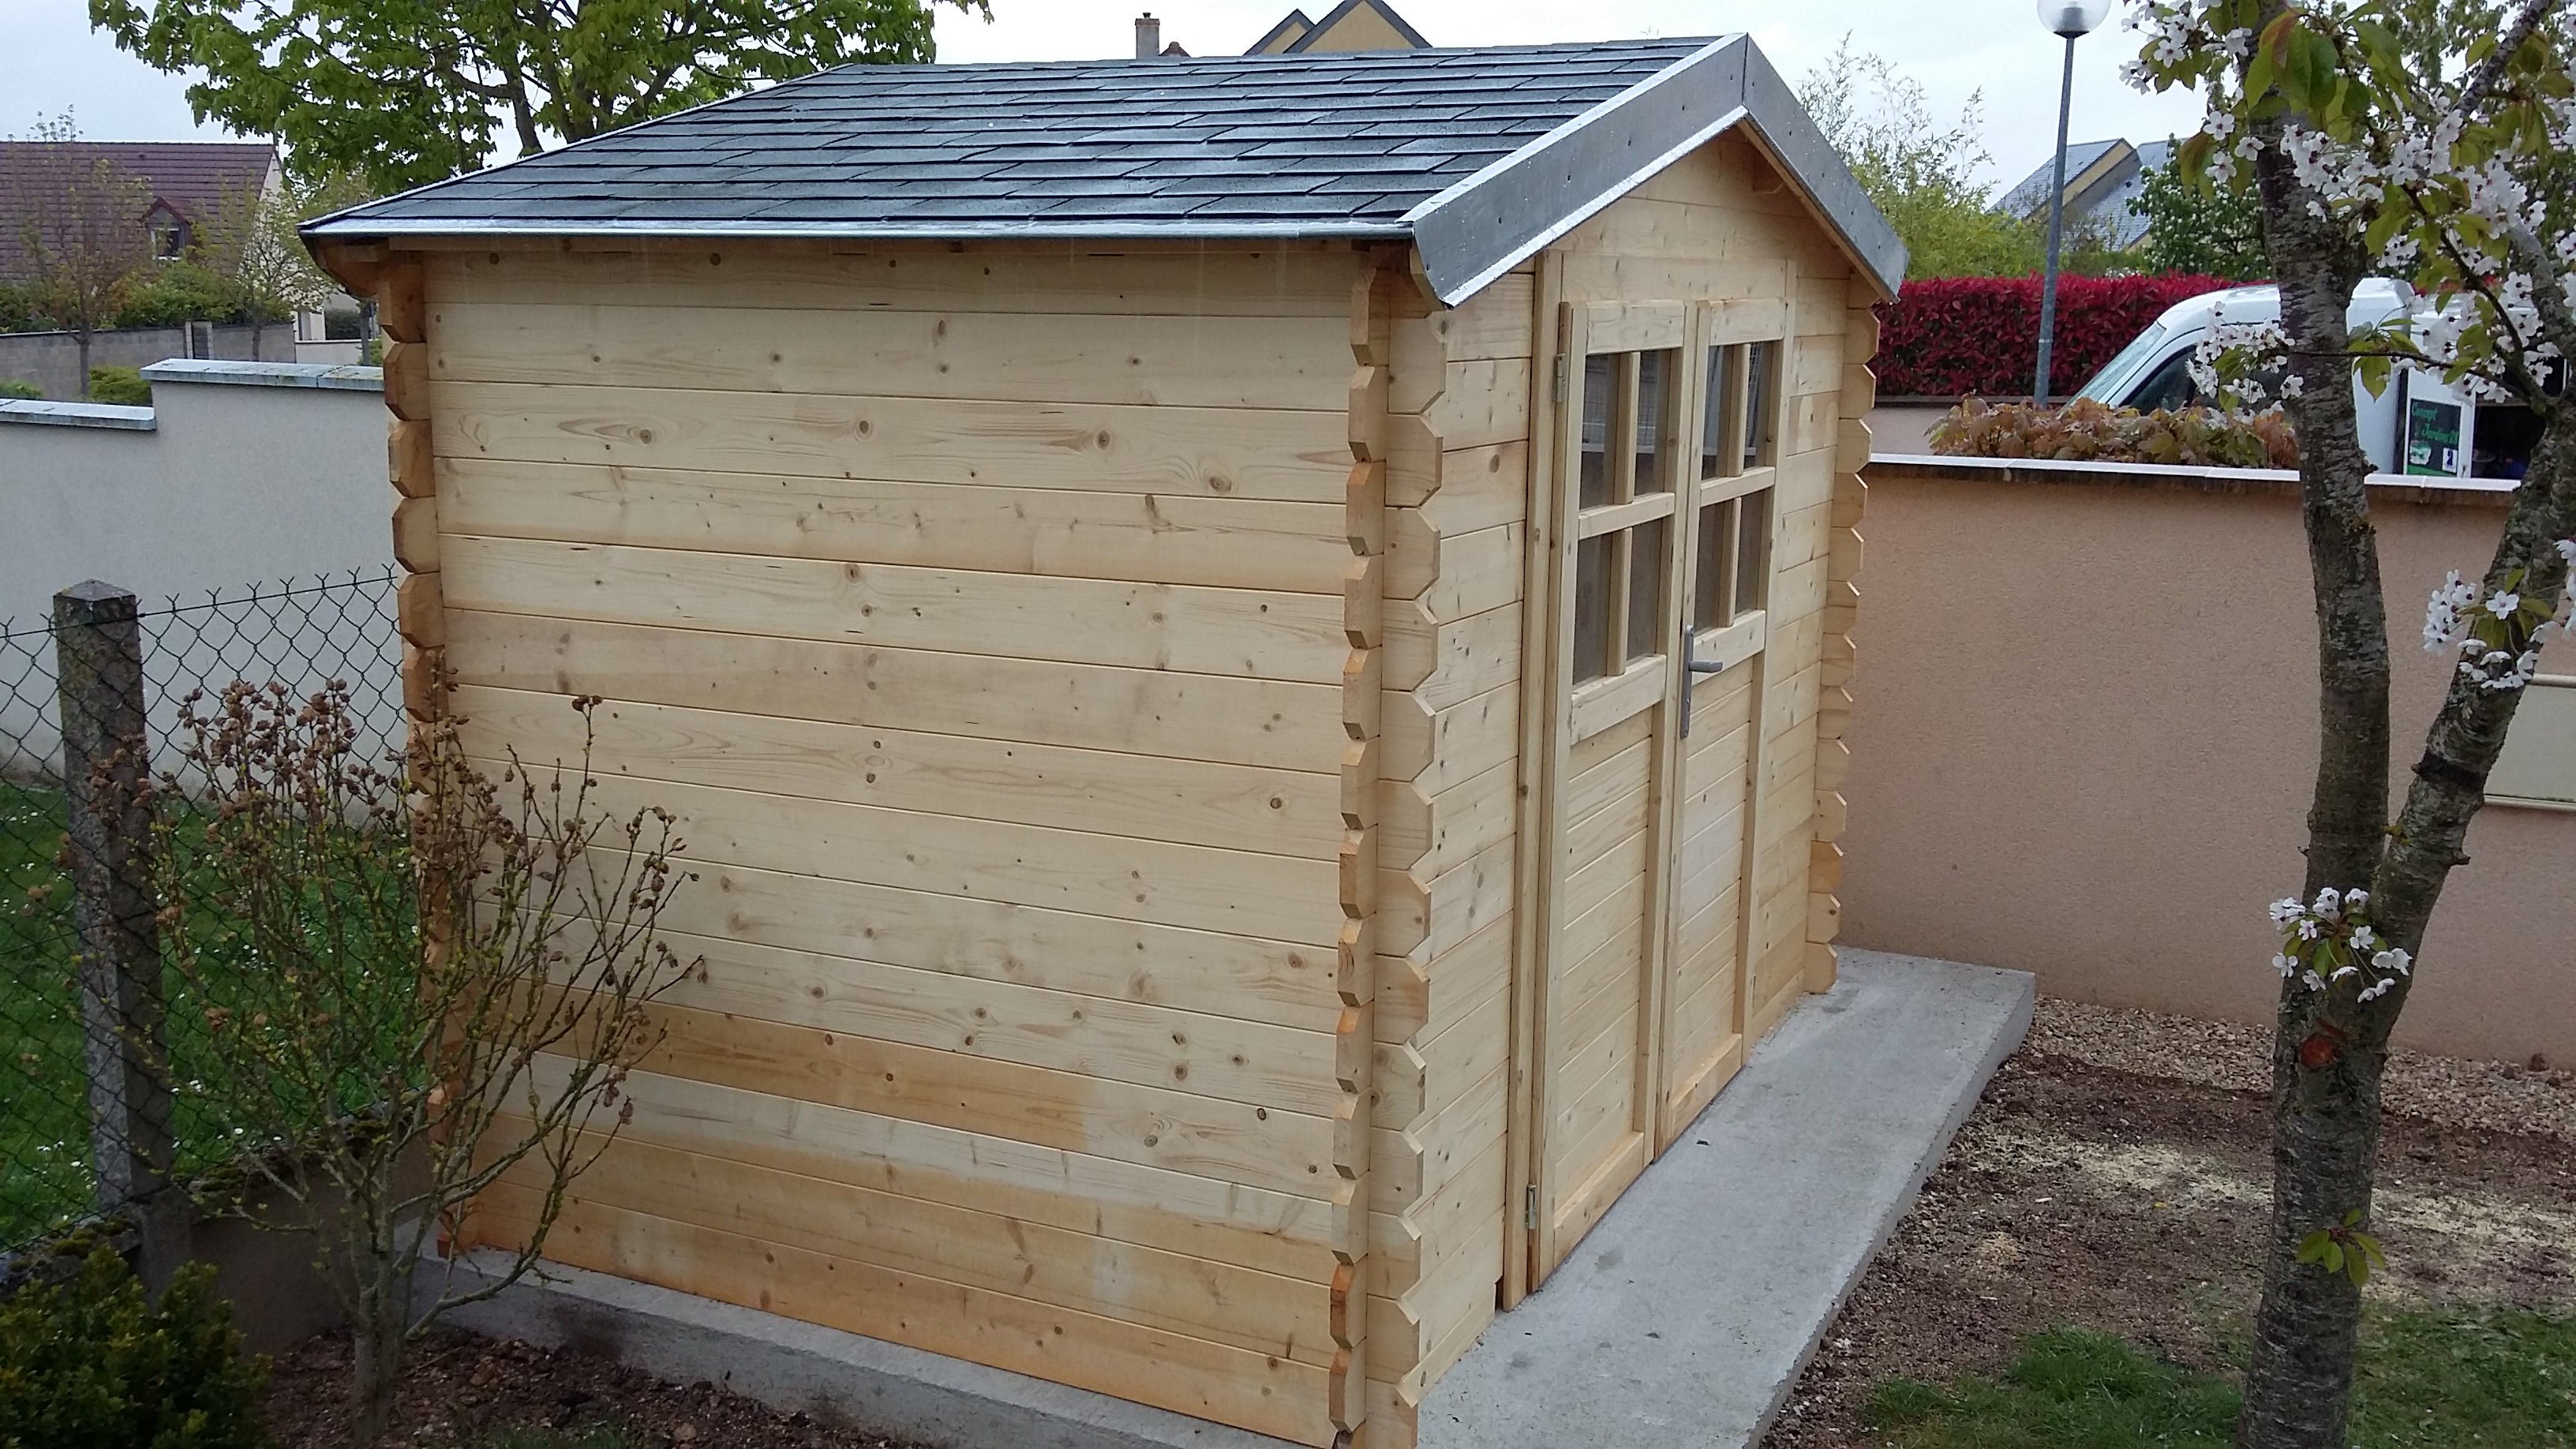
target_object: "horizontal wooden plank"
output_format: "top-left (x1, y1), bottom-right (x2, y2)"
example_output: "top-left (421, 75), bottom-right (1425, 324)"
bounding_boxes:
top-left (1378, 833), bottom-right (1515, 963)
top-left (537, 1058), bottom-right (1337, 1280)
top-left (638, 998), bottom-right (1339, 1197)
top-left (1415, 358), bottom-right (1531, 451)
top-left (1372, 1060), bottom-right (1507, 1215)
top-left (1377, 755), bottom-right (1516, 878)
top-left (437, 457), bottom-right (1350, 595)
top-left (453, 685), bottom-right (1340, 859)
top-left (497, 766), bottom-right (1342, 945)
top-left (643, 926), bottom-right (1341, 1114)
top-left (425, 242), bottom-right (1360, 318)
top-left (1377, 912), bottom-right (1513, 1048)
top-left (490, 1126), bottom-right (1338, 1362)
top-left (639, 853), bottom-right (1341, 1033)
top-left (443, 536), bottom-right (1350, 683)
top-left (436, 380), bottom-right (1353, 502)
top-left (1384, 601), bottom-right (1521, 709)
top-left (1381, 681), bottom-right (1518, 795)
top-left (1374, 1135), bottom-right (1505, 1298)
top-left (432, 301), bottom-right (1351, 410)
top-left (1401, 522), bottom-right (1525, 623)
top-left (1380, 972), bottom-right (1511, 1132)
top-left (443, 612), bottom-right (1344, 772)
top-left (1368, 1207), bottom-right (1504, 1379)
top-left (472, 1185), bottom-right (1335, 1444)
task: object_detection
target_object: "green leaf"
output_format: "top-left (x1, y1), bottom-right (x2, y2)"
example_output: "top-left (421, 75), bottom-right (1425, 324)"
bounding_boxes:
top-left (2286, 27), bottom-right (2341, 113)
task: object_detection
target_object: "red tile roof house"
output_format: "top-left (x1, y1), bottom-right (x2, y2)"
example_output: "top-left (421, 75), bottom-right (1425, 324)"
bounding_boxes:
top-left (0, 140), bottom-right (283, 278)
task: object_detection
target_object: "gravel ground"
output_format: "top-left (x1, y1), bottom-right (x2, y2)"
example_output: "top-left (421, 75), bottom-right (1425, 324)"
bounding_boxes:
top-left (1763, 998), bottom-right (2576, 1447)
top-left (2027, 998), bottom-right (2576, 1141)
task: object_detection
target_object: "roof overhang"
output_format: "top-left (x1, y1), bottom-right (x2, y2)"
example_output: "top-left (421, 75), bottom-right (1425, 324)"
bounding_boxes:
top-left (1405, 34), bottom-right (1904, 304)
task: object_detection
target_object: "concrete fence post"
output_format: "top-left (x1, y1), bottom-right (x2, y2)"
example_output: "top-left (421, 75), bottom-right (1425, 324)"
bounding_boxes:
top-left (53, 579), bottom-right (187, 1292)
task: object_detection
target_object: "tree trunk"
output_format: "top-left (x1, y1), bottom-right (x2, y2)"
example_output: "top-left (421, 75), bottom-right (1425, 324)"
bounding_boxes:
top-left (76, 328), bottom-right (92, 399)
top-left (347, 1264), bottom-right (406, 1446)
top-left (2237, 13), bottom-right (2385, 1437)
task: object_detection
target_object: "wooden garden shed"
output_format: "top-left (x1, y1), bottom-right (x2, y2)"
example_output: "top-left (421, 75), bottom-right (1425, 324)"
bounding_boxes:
top-left (305, 35), bottom-right (1902, 1449)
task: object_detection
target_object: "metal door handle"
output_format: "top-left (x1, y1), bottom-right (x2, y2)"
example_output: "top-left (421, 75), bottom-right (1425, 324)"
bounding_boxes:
top-left (1679, 620), bottom-right (1724, 736)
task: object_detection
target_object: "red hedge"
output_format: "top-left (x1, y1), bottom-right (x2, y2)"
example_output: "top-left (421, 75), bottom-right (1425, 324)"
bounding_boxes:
top-left (1873, 274), bottom-right (2242, 399)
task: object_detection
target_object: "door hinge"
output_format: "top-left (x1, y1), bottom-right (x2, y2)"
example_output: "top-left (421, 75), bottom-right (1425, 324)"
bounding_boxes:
top-left (1524, 1184), bottom-right (1539, 1230)
top-left (1552, 353), bottom-right (1569, 404)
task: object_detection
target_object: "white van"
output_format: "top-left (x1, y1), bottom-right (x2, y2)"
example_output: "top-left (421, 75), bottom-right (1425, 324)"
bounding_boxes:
top-left (2072, 279), bottom-right (2538, 480)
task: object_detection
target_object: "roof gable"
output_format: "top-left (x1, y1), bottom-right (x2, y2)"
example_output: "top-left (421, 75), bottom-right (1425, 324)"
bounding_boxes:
top-left (307, 37), bottom-right (1903, 302)
top-left (1282, 0), bottom-right (1432, 53)
top-left (1246, 9), bottom-right (1316, 54)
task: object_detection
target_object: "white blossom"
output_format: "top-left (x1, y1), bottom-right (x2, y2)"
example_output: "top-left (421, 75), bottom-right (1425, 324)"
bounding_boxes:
top-left (2270, 897), bottom-right (2306, 924)
top-left (2303, 970), bottom-right (2328, 991)
top-left (2275, 953), bottom-right (2299, 976)
top-left (2425, 571), bottom-right (2479, 652)
top-left (2372, 948), bottom-right (2413, 977)
top-left (2488, 590), bottom-right (2524, 619)
top-left (2345, 889), bottom-right (2368, 912)
top-left (2312, 886), bottom-right (2345, 919)
top-left (2557, 539), bottom-right (2576, 569)
top-left (2351, 925), bottom-right (2379, 951)
top-left (2359, 979), bottom-right (2394, 1002)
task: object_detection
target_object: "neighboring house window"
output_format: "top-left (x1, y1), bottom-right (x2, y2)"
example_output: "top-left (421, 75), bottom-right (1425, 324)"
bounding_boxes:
top-left (2488, 676), bottom-right (2576, 810)
top-left (145, 204), bottom-right (185, 260)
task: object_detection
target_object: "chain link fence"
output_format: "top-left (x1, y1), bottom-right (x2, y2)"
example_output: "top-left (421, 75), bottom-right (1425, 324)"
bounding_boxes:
top-left (0, 568), bottom-right (399, 1256)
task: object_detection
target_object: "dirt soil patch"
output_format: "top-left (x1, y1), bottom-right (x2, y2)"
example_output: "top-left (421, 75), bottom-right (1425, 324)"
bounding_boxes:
top-left (1762, 1000), bottom-right (2576, 1447)
top-left (264, 1327), bottom-right (930, 1449)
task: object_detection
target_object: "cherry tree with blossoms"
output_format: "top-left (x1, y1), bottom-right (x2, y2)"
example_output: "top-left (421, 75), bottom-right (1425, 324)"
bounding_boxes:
top-left (2128, 2), bottom-right (2576, 1445)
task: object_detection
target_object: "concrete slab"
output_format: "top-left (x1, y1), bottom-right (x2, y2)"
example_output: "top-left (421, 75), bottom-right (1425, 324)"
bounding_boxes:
top-left (1416, 949), bottom-right (2032, 1449)
top-left (420, 949), bottom-right (2026, 1449)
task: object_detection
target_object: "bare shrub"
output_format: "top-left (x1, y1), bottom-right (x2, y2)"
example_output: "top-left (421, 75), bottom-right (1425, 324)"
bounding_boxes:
top-left (150, 681), bottom-right (697, 1445)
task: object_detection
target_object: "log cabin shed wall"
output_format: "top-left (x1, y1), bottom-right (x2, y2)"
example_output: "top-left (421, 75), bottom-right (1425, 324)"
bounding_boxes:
top-left (308, 36), bottom-right (1900, 1449)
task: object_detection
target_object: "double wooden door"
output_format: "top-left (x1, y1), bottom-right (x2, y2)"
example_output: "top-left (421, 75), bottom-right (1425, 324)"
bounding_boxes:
top-left (1521, 297), bottom-right (1791, 1286)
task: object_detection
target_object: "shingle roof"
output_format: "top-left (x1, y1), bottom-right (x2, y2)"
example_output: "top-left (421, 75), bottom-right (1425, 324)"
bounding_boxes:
top-left (307, 36), bottom-right (1904, 302)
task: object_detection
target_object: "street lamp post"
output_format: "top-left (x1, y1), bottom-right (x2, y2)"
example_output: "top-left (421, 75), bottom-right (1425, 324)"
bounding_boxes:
top-left (2034, 1), bottom-right (2113, 404)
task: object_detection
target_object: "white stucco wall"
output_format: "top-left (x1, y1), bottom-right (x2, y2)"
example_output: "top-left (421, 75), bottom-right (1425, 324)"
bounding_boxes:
top-left (0, 361), bottom-right (389, 626)
top-left (0, 361), bottom-right (394, 779)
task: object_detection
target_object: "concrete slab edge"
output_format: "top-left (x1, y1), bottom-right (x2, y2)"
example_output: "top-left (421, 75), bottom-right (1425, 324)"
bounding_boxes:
top-left (425, 1250), bottom-right (1304, 1449)
top-left (1744, 964), bottom-right (2035, 1444)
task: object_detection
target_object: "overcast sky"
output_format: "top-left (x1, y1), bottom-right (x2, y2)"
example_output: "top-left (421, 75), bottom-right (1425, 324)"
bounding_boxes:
top-left (8, 0), bottom-right (2206, 196)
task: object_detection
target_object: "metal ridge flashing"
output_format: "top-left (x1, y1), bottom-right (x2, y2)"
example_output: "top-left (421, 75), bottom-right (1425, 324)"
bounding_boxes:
top-left (1407, 35), bottom-right (1905, 304)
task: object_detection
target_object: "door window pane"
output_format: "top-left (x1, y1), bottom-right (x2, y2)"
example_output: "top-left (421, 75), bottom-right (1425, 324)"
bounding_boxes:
top-left (1634, 350), bottom-right (1673, 496)
top-left (1574, 533), bottom-right (1612, 683)
top-left (1702, 345), bottom-right (1739, 481)
top-left (1733, 489), bottom-right (1772, 618)
top-left (1743, 342), bottom-right (1777, 470)
top-left (1693, 498), bottom-right (1736, 631)
top-left (1579, 354), bottom-right (1616, 508)
top-left (1626, 516), bottom-right (1668, 662)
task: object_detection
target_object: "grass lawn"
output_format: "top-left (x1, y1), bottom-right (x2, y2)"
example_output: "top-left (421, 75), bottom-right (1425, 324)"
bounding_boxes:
top-left (1866, 1307), bottom-right (2576, 1448)
top-left (0, 779), bottom-right (93, 1245)
top-left (0, 778), bottom-right (364, 1249)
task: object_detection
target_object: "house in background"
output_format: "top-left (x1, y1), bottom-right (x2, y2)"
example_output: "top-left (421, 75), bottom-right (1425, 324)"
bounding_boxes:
top-left (1249, 0), bottom-right (1432, 53)
top-left (1138, 0), bottom-right (1432, 58)
top-left (1998, 137), bottom-right (2174, 252)
top-left (0, 140), bottom-right (282, 274)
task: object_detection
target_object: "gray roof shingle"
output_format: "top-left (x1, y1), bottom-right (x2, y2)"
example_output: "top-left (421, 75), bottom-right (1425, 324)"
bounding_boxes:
top-left (308, 36), bottom-right (1906, 302)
